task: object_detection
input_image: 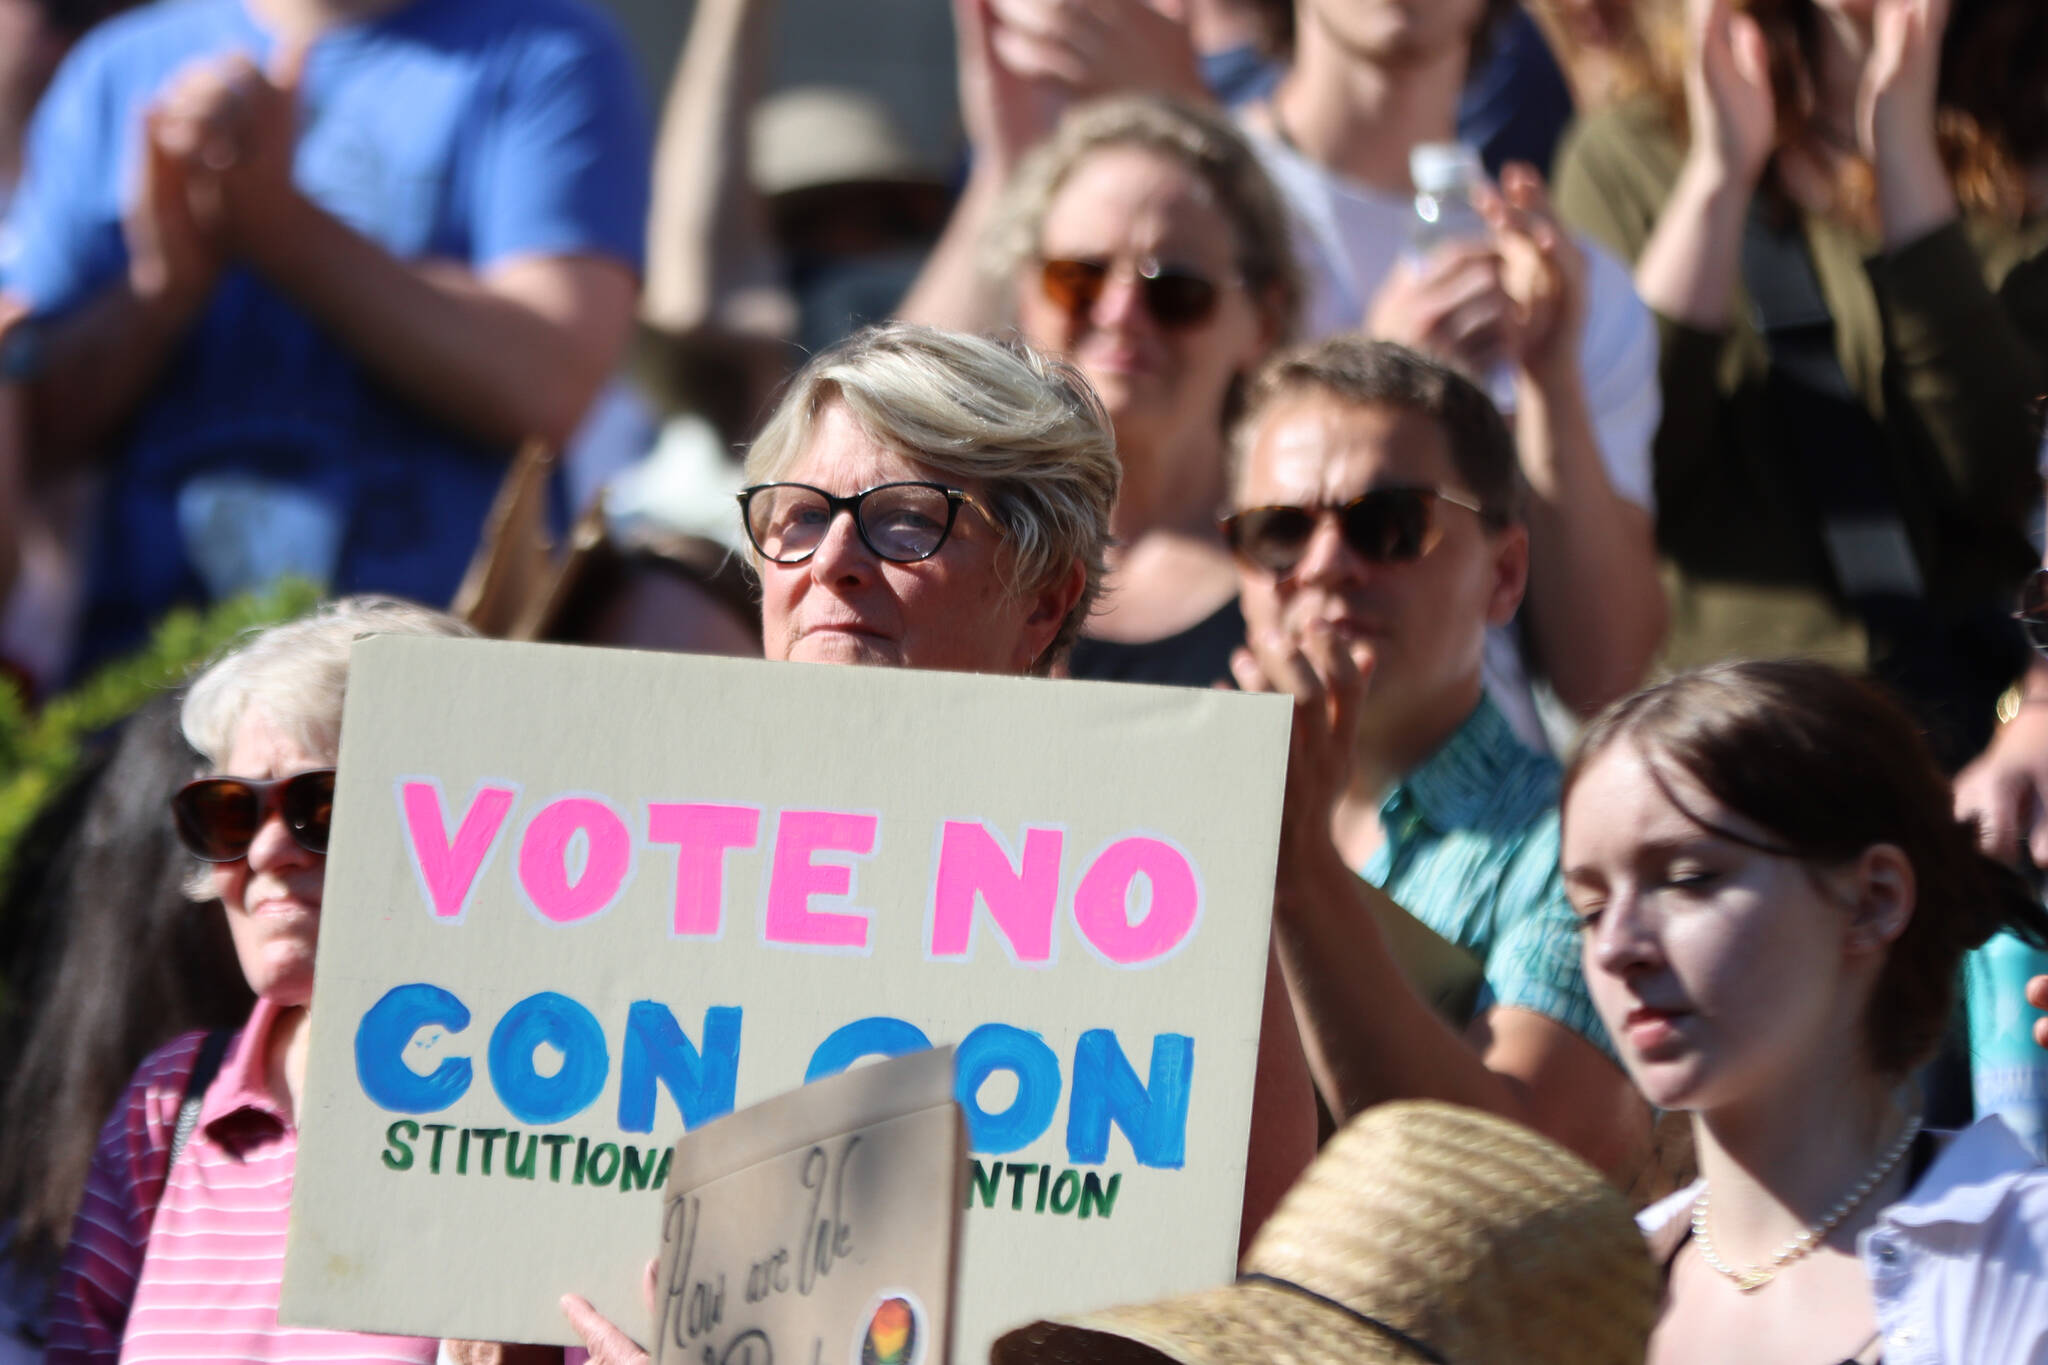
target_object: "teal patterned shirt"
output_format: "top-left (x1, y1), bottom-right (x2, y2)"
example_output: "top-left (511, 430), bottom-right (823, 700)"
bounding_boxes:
top-left (1361, 695), bottom-right (1614, 1059)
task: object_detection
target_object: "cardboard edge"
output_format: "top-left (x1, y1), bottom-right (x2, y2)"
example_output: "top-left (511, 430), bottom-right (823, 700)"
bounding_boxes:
top-left (666, 1046), bottom-right (957, 1192)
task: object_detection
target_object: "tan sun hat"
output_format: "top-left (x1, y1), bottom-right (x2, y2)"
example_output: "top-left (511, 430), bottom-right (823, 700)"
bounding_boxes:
top-left (748, 85), bottom-right (941, 199)
top-left (992, 1101), bottom-right (1657, 1365)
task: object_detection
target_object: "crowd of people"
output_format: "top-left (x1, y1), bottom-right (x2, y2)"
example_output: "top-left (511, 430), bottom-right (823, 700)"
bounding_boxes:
top-left (0, 0), bottom-right (2046, 1360)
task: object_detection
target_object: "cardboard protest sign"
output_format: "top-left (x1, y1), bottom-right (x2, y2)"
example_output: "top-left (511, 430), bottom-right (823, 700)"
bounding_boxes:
top-left (652, 1047), bottom-right (962, 1365)
top-left (278, 639), bottom-right (1289, 1355)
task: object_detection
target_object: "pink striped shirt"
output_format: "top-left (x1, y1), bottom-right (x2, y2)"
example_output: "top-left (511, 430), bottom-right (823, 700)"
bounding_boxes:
top-left (46, 997), bottom-right (438, 1365)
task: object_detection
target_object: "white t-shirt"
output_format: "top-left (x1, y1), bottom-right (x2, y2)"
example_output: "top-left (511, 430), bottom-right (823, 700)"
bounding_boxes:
top-left (1244, 124), bottom-right (1662, 746)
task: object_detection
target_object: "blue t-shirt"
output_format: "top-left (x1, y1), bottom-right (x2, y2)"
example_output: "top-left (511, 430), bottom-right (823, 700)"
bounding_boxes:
top-left (3, 0), bottom-right (650, 672)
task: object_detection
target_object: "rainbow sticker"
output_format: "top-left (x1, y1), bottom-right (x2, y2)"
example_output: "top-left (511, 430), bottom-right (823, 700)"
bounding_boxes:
top-left (856, 1291), bottom-right (923, 1365)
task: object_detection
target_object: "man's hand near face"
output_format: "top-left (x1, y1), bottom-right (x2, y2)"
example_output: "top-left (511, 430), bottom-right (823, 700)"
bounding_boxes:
top-left (1225, 343), bottom-right (1647, 1176)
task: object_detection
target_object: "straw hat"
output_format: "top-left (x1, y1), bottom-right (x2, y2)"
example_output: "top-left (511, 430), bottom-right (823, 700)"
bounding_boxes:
top-left (992, 1102), bottom-right (1657, 1365)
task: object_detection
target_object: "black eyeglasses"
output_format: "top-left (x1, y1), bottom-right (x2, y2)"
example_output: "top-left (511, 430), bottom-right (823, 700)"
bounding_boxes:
top-left (2016, 568), bottom-right (2048, 656)
top-left (738, 481), bottom-right (995, 565)
top-left (1038, 256), bottom-right (1230, 331)
top-left (1220, 486), bottom-right (1494, 578)
top-left (171, 768), bottom-right (337, 863)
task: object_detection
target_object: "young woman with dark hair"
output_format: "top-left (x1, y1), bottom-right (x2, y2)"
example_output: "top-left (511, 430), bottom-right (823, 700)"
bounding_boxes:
top-left (1562, 658), bottom-right (2048, 1362)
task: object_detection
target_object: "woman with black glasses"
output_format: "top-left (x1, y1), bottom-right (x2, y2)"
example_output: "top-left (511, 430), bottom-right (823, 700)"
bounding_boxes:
top-left (524, 321), bottom-right (1321, 1365)
top-left (736, 322), bottom-right (1121, 677)
top-left (46, 597), bottom-right (468, 1365)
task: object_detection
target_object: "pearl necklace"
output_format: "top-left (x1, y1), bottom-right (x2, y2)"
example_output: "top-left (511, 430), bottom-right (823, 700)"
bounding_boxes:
top-left (1691, 1111), bottom-right (1923, 1294)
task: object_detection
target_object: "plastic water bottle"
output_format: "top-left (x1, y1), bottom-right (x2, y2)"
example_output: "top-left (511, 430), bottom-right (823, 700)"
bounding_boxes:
top-left (1408, 142), bottom-right (1489, 258)
top-left (1406, 142), bottom-right (1515, 409)
top-left (1966, 928), bottom-right (2048, 1157)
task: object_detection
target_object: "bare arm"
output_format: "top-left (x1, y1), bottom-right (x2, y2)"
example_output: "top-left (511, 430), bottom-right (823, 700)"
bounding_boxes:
top-left (1631, 0), bottom-right (1774, 330)
top-left (252, 214), bottom-right (637, 451)
top-left (153, 45), bottom-right (637, 452)
top-left (1862, 0), bottom-right (1956, 254)
top-left (1239, 936), bottom-right (1316, 1255)
top-left (896, 0), bottom-right (1206, 331)
top-left (27, 276), bottom-right (206, 461)
top-left (1858, 0), bottom-right (2045, 515)
top-left (1514, 361), bottom-right (1665, 714)
top-left (640, 0), bottom-right (790, 339)
top-left (894, 164), bottom-right (1013, 332)
top-left (893, 0), bottom-right (1046, 332)
top-left (1270, 837), bottom-right (1643, 1171)
top-left (26, 106), bottom-right (223, 461)
top-left (1492, 165), bottom-right (1665, 714)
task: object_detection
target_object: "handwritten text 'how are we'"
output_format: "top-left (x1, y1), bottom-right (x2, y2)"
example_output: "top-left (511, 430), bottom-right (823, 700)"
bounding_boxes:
top-left (395, 779), bottom-right (1205, 964)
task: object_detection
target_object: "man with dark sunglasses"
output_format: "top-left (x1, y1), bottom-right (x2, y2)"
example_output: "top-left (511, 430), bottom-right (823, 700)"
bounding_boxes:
top-left (1227, 337), bottom-right (1645, 1175)
top-left (1234, 0), bottom-right (1666, 734)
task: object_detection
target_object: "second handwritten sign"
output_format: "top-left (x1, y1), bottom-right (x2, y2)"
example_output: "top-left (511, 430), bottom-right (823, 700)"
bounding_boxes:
top-left (655, 1049), bottom-right (963, 1365)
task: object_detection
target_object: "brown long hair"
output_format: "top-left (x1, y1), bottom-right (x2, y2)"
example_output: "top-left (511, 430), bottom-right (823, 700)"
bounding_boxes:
top-left (1638, 0), bottom-right (2048, 221)
top-left (0, 693), bottom-right (254, 1272)
top-left (1563, 659), bottom-right (2048, 1078)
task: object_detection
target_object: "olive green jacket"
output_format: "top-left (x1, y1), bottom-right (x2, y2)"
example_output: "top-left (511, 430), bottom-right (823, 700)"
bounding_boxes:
top-left (1554, 97), bottom-right (2048, 675)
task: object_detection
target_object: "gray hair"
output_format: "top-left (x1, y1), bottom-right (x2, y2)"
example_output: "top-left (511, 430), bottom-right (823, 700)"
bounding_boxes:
top-left (743, 322), bottom-right (1120, 671)
top-left (181, 596), bottom-right (474, 769)
top-left (984, 94), bottom-right (1302, 343)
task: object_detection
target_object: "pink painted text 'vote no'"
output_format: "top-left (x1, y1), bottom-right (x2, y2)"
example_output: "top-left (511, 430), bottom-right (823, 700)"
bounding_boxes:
top-left (399, 783), bottom-right (1199, 965)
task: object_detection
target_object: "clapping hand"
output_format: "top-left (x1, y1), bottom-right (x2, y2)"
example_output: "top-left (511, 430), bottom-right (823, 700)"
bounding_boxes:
top-left (954, 0), bottom-right (1202, 174)
top-left (143, 39), bottom-right (310, 272)
top-left (125, 105), bottom-right (222, 311)
top-left (1860, 0), bottom-right (1957, 244)
top-left (1230, 624), bottom-right (1369, 871)
top-left (1681, 0), bottom-right (1775, 187)
top-left (1364, 242), bottom-right (1516, 377)
top-left (1482, 163), bottom-right (1587, 385)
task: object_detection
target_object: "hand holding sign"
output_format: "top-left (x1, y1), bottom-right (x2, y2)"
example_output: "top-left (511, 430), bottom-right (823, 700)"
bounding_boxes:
top-left (564, 1282), bottom-right (653, 1365)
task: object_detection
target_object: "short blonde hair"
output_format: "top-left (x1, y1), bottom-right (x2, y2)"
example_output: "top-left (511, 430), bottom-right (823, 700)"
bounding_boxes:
top-left (984, 94), bottom-right (1302, 343)
top-left (743, 323), bottom-right (1119, 671)
top-left (182, 596), bottom-right (474, 768)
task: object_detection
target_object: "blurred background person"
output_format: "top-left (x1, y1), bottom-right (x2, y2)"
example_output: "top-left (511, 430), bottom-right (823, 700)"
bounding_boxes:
top-left (44, 597), bottom-right (466, 1365)
top-left (0, 0), bottom-right (139, 211)
top-left (1554, 0), bottom-right (2048, 770)
top-left (0, 692), bottom-right (253, 1362)
top-left (982, 95), bottom-right (1297, 685)
top-left (617, 0), bottom-right (954, 559)
top-left (906, 0), bottom-right (1666, 735)
top-left (0, 0), bottom-right (141, 696)
top-left (1, 0), bottom-right (648, 680)
top-left (1567, 659), bottom-right (2048, 1361)
top-left (1524, 0), bottom-right (1656, 117)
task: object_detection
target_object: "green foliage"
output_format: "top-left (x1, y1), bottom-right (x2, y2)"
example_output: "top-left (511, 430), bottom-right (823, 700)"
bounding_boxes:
top-left (0, 579), bottom-right (324, 903)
